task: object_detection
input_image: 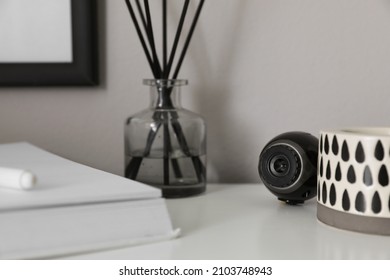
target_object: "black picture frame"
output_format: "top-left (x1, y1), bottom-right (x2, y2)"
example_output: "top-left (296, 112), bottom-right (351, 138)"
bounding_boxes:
top-left (0, 0), bottom-right (98, 86)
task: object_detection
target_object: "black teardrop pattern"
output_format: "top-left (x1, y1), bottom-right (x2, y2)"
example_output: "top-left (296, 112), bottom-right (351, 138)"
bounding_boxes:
top-left (317, 182), bottom-right (321, 201)
top-left (322, 182), bottom-right (327, 204)
top-left (378, 165), bottom-right (389, 187)
top-left (342, 190), bottom-right (350, 211)
top-left (341, 141), bottom-right (350, 161)
top-left (347, 165), bottom-right (356, 184)
top-left (332, 136), bottom-right (339, 155)
top-left (355, 192), bottom-right (366, 213)
top-left (335, 162), bottom-right (342, 181)
top-left (324, 135), bottom-right (330, 155)
top-left (363, 166), bottom-right (373, 187)
top-left (355, 142), bottom-right (365, 163)
top-left (329, 183), bottom-right (336, 206)
top-left (372, 192), bottom-right (381, 214)
top-left (322, 137), bottom-right (387, 214)
top-left (326, 161), bottom-right (331, 180)
top-left (375, 141), bottom-right (384, 161)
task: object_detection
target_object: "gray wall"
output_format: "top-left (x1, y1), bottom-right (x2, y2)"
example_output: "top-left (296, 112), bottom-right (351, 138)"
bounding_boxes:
top-left (1, 0), bottom-right (390, 183)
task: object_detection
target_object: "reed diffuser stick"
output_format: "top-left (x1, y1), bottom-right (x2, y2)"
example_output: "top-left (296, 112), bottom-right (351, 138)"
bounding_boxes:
top-left (143, 0), bottom-right (162, 77)
top-left (134, 0), bottom-right (148, 34)
top-left (162, 0), bottom-right (168, 70)
top-left (124, 0), bottom-right (157, 78)
top-left (167, 0), bottom-right (206, 181)
top-left (163, 112), bottom-right (170, 185)
top-left (160, 0), bottom-right (172, 186)
top-left (164, 0), bottom-right (190, 79)
top-left (172, 0), bottom-right (205, 79)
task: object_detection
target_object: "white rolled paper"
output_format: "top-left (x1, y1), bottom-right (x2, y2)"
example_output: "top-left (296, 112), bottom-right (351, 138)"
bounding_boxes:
top-left (317, 127), bottom-right (390, 235)
top-left (0, 167), bottom-right (37, 190)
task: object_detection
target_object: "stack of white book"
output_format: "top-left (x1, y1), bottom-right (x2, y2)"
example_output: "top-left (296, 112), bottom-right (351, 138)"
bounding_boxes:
top-left (0, 142), bottom-right (179, 259)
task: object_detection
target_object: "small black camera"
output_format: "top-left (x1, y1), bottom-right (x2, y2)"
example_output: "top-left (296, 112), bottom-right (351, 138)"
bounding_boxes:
top-left (258, 132), bottom-right (318, 205)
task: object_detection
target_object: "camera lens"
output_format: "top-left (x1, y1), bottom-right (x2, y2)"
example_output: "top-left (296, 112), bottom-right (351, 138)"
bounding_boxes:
top-left (269, 155), bottom-right (290, 177)
top-left (259, 144), bottom-right (301, 188)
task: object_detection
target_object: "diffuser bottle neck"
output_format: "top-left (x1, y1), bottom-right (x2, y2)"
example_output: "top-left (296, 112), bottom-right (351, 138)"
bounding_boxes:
top-left (145, 79), bottom-right (187, 110)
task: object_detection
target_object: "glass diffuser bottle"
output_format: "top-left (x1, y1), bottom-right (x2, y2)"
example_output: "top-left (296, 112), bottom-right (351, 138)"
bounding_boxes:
top-left (125, 79), bottom-right (206, 198)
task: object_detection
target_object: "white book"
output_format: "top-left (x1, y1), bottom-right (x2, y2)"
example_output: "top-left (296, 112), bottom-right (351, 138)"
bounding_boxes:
top-left (0, 142), bottom-right (179, 259)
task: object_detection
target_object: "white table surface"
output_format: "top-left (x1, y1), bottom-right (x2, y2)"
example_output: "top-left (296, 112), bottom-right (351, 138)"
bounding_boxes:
top-left (66, 184), bottom-right (390, 260)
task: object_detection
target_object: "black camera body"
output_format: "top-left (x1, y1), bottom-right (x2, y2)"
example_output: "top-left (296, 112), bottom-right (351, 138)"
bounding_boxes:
top-left (258, 132), bottom-right (318, 204)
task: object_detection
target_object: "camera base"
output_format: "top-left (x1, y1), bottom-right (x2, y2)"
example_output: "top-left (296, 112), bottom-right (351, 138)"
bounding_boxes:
top-left (278, 198), bottom-right (305, 205)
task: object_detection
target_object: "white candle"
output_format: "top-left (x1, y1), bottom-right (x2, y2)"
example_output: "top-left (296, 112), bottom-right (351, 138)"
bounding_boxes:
top-left (0, 167), bottom-right (37, 190)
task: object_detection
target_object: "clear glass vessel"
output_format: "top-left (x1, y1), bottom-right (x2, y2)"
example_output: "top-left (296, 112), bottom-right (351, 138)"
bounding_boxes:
top-left (124, 79), bottom-right (206, 198)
